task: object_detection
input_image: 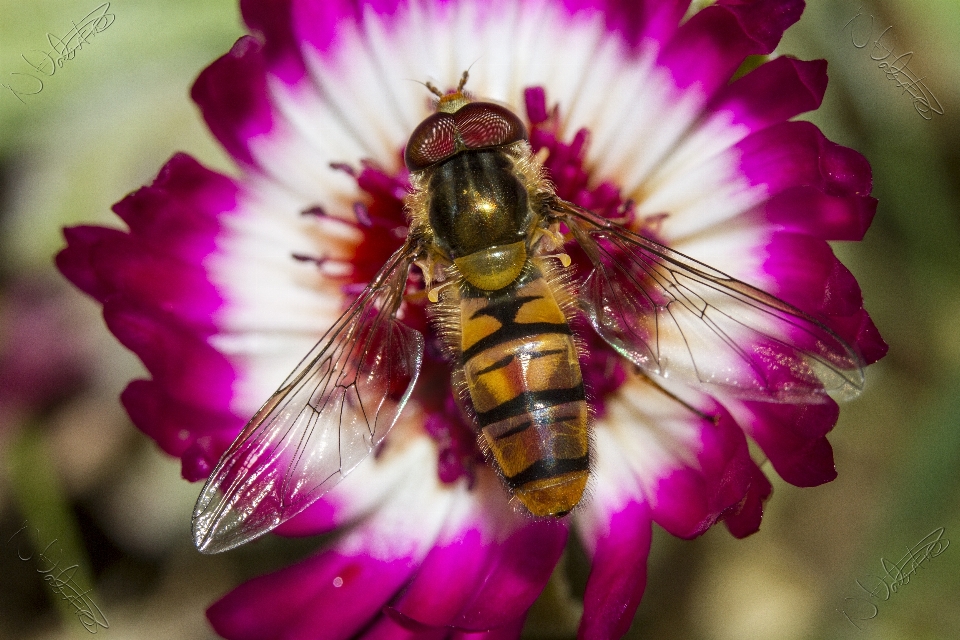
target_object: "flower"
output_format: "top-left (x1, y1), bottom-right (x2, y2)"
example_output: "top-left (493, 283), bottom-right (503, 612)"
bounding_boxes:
top-left (56, 0), bottom-right (887, 638)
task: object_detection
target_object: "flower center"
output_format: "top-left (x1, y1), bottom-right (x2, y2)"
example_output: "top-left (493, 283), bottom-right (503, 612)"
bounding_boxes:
top-left (318, 87), bottom-right (632, 484)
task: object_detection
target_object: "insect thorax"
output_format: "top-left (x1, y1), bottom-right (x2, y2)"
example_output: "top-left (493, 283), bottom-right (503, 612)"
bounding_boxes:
top-left (409, 144), bottom-right (539, 291)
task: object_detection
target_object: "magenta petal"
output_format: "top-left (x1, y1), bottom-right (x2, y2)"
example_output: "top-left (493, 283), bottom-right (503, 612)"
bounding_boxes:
top-left (271, 498), bottom-right (341, 537)
top-left (292, 0), bottom-right (372, 55)
top-left (449, 520), bottom-right (567, 631)
top-left (389, 515), bottom-right (564, 631)
top-left (829, 309), bottom-right (888, 365)
top-left (738, 121), bottom-right (872, 197)
top-left (714, 0), bottom-right (805, 51)
top-left (120, 379), bottom-right (240, 476)
top-left (763, 186), bottom-right (877, 241)
top-left (191, 36), bottom-right (274, 166)
top-left (762, 232), bottom-right (887, 359)
top-left (741, 399), bottom-right (840, 487)
top-left (390, 528), bottom-right (492, 627)
top-left (722, 459), bottom-right (772, 538)
top-left (659, 0), bottom-right (803, 95)
top-left (452, 616), bottom-right (526, 640)
top-left (365, 616), bottom-right (448, 640)
top-left (89, 235), bottom-right (221, 329)
top-left (58, 153), bottom-right (246, 481)
top-left (102, 299), bottom-right (236, 410)
top-left (56, 226), bottom-right (128, 302)
top-left (650, 411), bottom-right (753, 538)
top-left (112, 153), bottom-right (237, 264)
top-left (208, 551), bottom-right (417, 640)
top-left (579, 501), bottom-right (652, 640)
top-left (765, 232), bottom-right (862, 317)
top-left (240, 0), bottom-right (305, 83)
top-left (709, 56), bottom-right (827, 131)
top-left (625, 0), bottom-right (692, 45)
top-left (582, 0), bottom-right (691, 48)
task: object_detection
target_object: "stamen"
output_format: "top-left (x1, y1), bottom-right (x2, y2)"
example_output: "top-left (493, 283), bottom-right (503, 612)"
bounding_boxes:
top-left (329, 162), bottom-right (356, 176)
top-left (301, 205), bottom-right (327, 217)
top-left (353, 202), bottom-right (373, 227)
top-left (291, 253), bottom-right (327, 267)
top-left (524, 86), bottom-right (549, 125)
top-left (427, 280), bottom-right (455, 303)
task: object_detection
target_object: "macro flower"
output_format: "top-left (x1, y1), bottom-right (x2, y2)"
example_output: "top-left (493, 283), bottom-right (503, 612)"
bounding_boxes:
top-left (57, 0), bottom-right (887, 638)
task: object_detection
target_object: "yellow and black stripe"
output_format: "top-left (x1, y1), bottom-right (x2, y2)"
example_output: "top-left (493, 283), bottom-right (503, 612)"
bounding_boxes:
top-left (461, 270), bottom-right (589, 516)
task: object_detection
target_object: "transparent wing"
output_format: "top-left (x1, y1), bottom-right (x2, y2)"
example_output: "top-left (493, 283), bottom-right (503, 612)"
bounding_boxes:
top-left (192, 243), bottom-right (424, 553)
top-left (551, 198), bottom-right (864, 402)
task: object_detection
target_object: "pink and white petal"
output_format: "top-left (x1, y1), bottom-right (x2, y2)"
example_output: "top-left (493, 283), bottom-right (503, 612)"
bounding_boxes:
top-left (707, 56), bottom-right (828, 132)
top-left (89, 234), bottom-right (222, 329)
top-left (581, 0), bottom-right (803, 193)
top-left (273, 414), bottom-right (440, 536)
top-left (659, 0), bottom-right (803, 96)
top-left (192, 33), bottom-right (366, 209)
top-left (737, 120), bottom-right (872, 198)
top-left (633, 55), bottom-right (830, 241)
top-left (598, 0), bottom-right (807, 193)
top-left (389, 470), bottom-right (567, 631)
top-left (56, 154), bottom-right (259, 480)
top-left (576, 487), bottom-right (652, 640)
top-left (208, 437), bottom-right (454, 640)
top-left (587, 375), bottom-right (754, 540)
top-left (240, 0), bottom-right (703, 209)
top-left (206, 179), bottom-right (361, 415)
top-left (630, 123), bottom-right (763, 242)
top-left (102, 299), bottom-right (236, 412)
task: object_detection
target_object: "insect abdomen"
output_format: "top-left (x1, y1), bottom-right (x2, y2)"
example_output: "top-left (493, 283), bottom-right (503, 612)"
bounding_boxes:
top-left (461, 272), bottom-right (589, 516)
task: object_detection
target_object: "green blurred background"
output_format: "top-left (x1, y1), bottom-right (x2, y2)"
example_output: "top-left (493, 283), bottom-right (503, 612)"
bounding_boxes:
top-left (0, 1), bottom-right (957, 638)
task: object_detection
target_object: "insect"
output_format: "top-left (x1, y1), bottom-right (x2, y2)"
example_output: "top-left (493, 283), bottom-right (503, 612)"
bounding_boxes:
top-left (192, 73), bottom-right (865, 553)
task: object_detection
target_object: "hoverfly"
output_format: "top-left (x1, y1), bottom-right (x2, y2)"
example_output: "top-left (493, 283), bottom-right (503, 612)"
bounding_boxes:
top-left (192, 73), bottom-right (864, 553)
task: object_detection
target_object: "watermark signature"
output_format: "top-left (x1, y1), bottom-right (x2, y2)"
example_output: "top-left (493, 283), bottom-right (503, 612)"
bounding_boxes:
top-left (2, 3), bottom-right (115, 104)
top-left (7, 521), bottom-right (109, 634)
top-left (841, 6), bottom-right (944, 120)
top-left (837, 527), bottom-right (949, 631)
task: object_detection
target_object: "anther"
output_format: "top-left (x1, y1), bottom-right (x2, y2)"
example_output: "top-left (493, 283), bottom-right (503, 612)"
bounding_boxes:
top-left (427, 280), bottom-right (455, 303)
top-left (553, 253), bottom-right (572, 268)
top-left (329, 162), bottom-right (356, 176)
top-left (353, 202), bottom-right (372, 227)
top-left (291, 253), bottom-right (327, 267)
top-left (301, 205), bottom-right (327, 217)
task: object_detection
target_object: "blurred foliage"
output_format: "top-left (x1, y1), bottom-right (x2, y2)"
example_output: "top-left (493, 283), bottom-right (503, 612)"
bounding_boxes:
top-left (0, 0), bottom-right (958, 639)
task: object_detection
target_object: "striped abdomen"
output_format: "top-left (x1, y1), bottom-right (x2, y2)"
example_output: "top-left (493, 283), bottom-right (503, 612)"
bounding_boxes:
top-left (461, 272), bottom-right (589, 516)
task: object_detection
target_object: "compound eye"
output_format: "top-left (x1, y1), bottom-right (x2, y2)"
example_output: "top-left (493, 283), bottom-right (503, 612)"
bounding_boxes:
top-left (454, 102), bottom-right (528, 150)
top-left (405, 112), bottom-right (457, 171)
